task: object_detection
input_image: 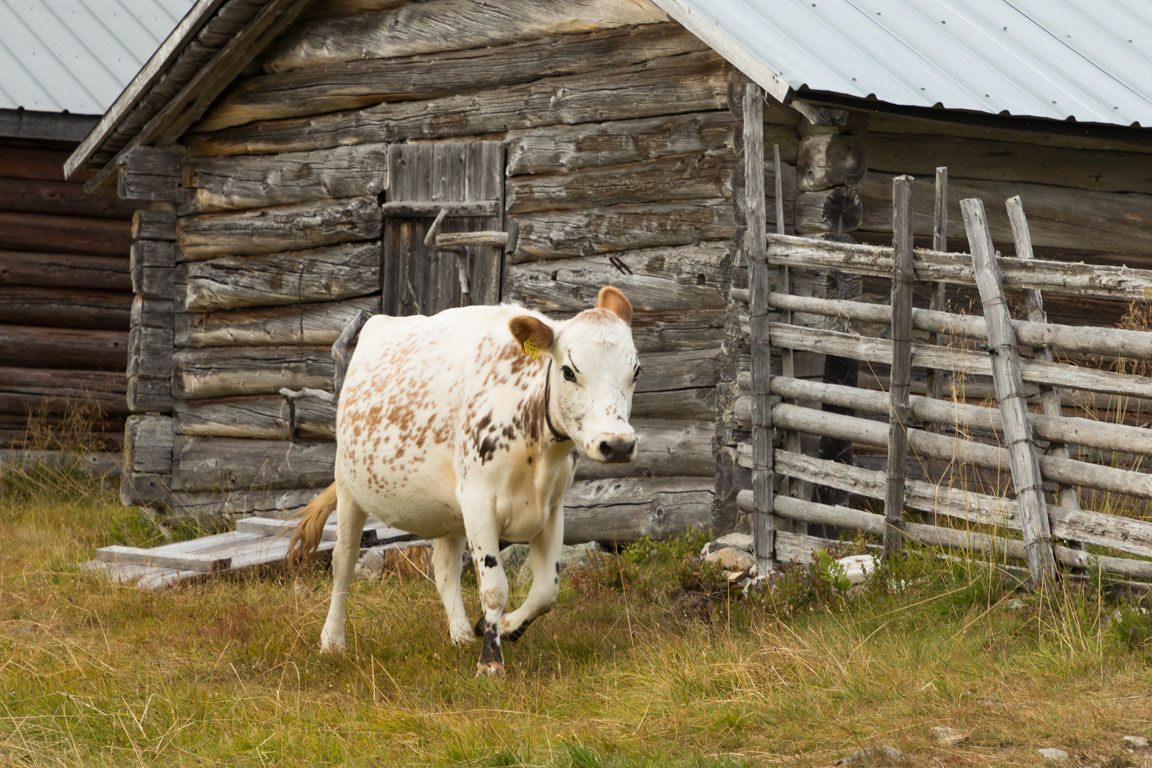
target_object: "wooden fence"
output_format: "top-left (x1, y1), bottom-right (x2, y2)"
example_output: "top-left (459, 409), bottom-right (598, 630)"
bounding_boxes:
top-left (737, 167), bottom-right (1152, 587)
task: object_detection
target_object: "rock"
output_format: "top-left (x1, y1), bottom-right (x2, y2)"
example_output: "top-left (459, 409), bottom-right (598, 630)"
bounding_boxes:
top-left (705, 546), bottom-right (756, 573)
top-left (931, 726), bottom-right (965, 745)
top-left (1123, 735), bottom-right (1149, 750)
top-left (356, 541), bottom-right (432, 579)
top-left (838, 554), bottom-right (877, 586)
top-left (1037, 748), bottom-right (1070, 762)
top-left (500, 543), bottom-right (529, 573)
top-left (835, 745), bottom-right (906, 766)
top-left (516, 541), bottom-right (606, 587)
top-left (1005, 598), bottom-right (1026, 610)
top-left (701, 532), bottom-right (753, 557)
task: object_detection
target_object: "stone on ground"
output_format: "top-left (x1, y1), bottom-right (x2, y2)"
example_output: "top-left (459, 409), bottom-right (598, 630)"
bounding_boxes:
top-left (835, 745), bottom-right (906, 766)
top-left (1037, 748), bottom-right (1070, 762)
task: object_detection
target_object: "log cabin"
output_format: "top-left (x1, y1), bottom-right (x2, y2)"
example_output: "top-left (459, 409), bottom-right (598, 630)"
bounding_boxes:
top-left (0, 0), bottom-right (191, 455)
top-left (66, 0), bottom-right (1152, 542)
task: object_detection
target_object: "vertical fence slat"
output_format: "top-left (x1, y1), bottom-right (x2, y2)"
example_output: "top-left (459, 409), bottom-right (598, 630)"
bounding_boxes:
top-left (927, 167), bottom-right (948, 404)
top-left (884, 176), bottom-right (914, 551)
top-left (745, 83), bottom-right (775, 568)
top-left (962, 197), bottom-right (1058, 586)
top-left (1006, 195), bottom-right (1083, 520)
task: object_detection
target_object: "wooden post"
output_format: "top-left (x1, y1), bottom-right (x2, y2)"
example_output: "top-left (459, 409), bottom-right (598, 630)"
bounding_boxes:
top-left (1006, 196), bottom-right (1085, 552)
top-left (927, 167), bottom-right (948, 404)
top-left (746, 83), bottom-right (775, 569)
top-left (962, 198), bottom-right (1059, 586)
top-left (884, 176), bottom-right (915, 551)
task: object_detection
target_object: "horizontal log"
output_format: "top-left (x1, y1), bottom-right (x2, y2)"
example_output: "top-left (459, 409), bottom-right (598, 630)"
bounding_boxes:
top-left (767, 233), bottom-right (1152, 301)
top-left (305, 0), bottom-right (405, 17)
top-left (130, 240), bottom-right (176, 300)
top-left (201, 24), bottom-right (705, 131)
top-left (510, 199), bottom-right (738, 261)
top-left (0, 429), bottom-right (122, 451)
top-left (121, 414), bottom-right (174, 505)
top-left (0, 287), bottom-right (131, 330)
top-left (176, 296), bottom-right (379, 347)
top-left (127, 326), bottom-right (174, 379)
top-left (506, 150), bottom-right (736, 214)
top-left (0, 146), bottom-right (76, 181)
top-left (0, 449), bottom-right (121, 476)
top-left (773, 322), bottom-right (1152, 401)
top-left (576, 418), bottom-right (714, 479)
top-left (174, 436), bottom-right (336, 491)
top-left (0, 176), bottom-right (136, 218)
top-left (126, 376), bottom-right (174, 414)
top-left (0, 325), bottom-right (127, 371)
top-left (636, 348), bottom-right (722, 395)
top-left (379, 201), bottom-right (498, 218)
top-left (177, 196), bottom-right (381, 260)
top-left (182, 241), bottom-right (380, 310)
top-left (183, 144), bottom-right (389, 212)
top-left (0, 366), bottom-right (128, 416)
top-left (767, 291), bottom-right (1152, 361)
top-left (859, 172), bottom-right (1152, 255)
top-left (772, 402), bottom-right (1152, 501)
top-left (864, 133), bottom-right (1152, 195)
top-left (266, 0), bottom-right (669, 71)
top-left (630, 310), bottom-right (727, 353)
top-left (563, 476), bottom-right (715, 544)
top-left (632, 386), bottom-right (715, 421)
top-left (161, 487), bottom-right (320, 520)
top-left (507, 111), bottom-right (735, 176)
top-left (0, 212), bottom-right (133, 256)
top-left (173, 346), bottom-right (334, 399)
top-left (175, 394), bottom-right (336, 440)
top-left (0, 251), bottom-right (130, 291)
top-left (132, 296), bottom-right (175, 330)
top-left (506, 243), bottom-right (729, 313)
top-left (767, 375), bottom-right (1152, 459)
top-left (189, 52), bottom-right (729, 157)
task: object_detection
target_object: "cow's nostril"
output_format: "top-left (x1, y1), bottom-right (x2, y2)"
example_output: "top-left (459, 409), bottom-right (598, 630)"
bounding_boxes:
top-left (599, 440), bottom-right (614, 460)
top-left (621, 440), bottom-right (636, 457)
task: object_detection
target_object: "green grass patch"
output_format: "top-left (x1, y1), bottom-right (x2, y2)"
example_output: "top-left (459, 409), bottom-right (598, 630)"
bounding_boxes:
top-left (3, 470), bottom-right (1152, 766)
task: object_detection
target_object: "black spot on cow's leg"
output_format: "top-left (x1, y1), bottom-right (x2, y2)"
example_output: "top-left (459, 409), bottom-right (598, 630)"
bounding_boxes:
top-left (555, 561), bottom-right (560, 575)
top-left (477, 618), bottom-right (503, 674)
top-left (473, 616), bottom-right (486, 637)
top-left (504, 616), bottom-right (536, 643)
top-left (484, 554), bottom-right (498, 569)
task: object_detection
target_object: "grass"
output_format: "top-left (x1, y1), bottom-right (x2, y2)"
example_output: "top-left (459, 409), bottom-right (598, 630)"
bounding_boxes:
top-left (4, 468), bottom-right (1152, 767)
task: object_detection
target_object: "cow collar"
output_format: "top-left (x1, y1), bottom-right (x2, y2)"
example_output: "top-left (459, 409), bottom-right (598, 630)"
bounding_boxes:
top-left (543, 358), bottom-right (571, 444)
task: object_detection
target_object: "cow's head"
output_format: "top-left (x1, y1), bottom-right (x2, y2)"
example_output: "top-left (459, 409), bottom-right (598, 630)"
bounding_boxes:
top-left (510, 286), bottom-right (640, 463)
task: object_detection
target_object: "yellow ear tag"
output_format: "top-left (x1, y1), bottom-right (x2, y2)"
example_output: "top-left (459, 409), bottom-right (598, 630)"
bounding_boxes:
top-left (522, 339), bottom-right (539, 359)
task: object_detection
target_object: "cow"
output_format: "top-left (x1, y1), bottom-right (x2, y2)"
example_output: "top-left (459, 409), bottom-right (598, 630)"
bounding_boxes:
top-left (288, 286), bottom-right (640, 676)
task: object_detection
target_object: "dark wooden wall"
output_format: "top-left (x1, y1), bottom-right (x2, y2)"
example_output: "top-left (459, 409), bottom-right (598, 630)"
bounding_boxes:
top-left (0, 141), bottom-right (135, 450)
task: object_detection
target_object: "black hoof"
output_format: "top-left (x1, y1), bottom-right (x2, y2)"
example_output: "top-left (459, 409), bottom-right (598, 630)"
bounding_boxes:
top-left (504, 616), bottom-right (536, 643)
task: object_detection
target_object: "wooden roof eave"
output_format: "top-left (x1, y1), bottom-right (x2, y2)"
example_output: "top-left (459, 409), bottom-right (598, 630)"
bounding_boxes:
top-left (65, 0), bottom-right (313, 196)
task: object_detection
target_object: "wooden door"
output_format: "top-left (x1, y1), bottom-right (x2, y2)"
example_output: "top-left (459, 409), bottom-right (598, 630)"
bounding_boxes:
top-left (381, 142), bottom-right (506, 316)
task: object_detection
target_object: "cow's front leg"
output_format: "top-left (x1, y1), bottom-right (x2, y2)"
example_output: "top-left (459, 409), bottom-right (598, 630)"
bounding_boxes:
top-left (501, 501), bottom-right (563, 642)
top-left (461, 499), bottom-right (508, 677)
top-left (431, 536), bottom-right (473, 644)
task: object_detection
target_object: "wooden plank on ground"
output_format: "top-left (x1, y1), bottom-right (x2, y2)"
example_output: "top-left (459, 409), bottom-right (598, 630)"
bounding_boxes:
top-left (96, 545), bottom-right (231, 572)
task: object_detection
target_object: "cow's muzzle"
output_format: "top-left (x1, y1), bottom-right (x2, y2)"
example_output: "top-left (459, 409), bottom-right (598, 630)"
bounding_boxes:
top-left (594, 435), bottom-right (637, 464)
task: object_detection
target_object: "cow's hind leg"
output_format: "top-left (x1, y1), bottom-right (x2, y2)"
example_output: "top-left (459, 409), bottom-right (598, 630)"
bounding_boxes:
top-left (501, 502), bottom-right (563, 642)
top-left (461, 496), bottom-right (508, 677)
top-left (432, 536), bottom-right (473, 644)
top-left (319, 475), bottom-right (368, 653)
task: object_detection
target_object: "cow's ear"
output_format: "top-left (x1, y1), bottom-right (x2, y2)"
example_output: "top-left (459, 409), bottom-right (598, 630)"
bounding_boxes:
top-left (509, 315), bottom-right (555, 359)
top-left (597, 285), bottom-right (632, 326)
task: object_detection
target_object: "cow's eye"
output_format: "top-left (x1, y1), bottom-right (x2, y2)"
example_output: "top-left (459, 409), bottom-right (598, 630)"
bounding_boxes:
top-left (561, 365), bottom-right (577, 382)
top-left (633, 365), bottom-right (643, 381)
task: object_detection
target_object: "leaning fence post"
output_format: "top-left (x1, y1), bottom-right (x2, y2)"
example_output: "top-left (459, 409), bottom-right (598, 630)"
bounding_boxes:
top-left (1006, 196), bottom-right (1083, 524)
top-left (927, 167), bottom-right (948, 405)
top-left (884, 175), bottom-right (915, 552)
top-left (745, 83), bottom-right (775, 569)
top-left (962, 198), bottom-right (1059, 586)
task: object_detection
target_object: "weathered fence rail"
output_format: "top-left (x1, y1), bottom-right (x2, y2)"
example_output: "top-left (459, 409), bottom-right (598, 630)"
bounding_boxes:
top-left (740, 163), bottom-right (1152, 587)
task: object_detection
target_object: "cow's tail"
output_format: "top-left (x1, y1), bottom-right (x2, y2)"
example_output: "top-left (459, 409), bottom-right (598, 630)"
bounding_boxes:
top-left (287, 482), bottom-right (338, 563)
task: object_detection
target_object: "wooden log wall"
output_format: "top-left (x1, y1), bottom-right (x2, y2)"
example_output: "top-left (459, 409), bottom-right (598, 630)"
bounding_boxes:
top-left (139, 0), bottom-right (812, 539)
top-left (0, 142), bottom-right (135, 451)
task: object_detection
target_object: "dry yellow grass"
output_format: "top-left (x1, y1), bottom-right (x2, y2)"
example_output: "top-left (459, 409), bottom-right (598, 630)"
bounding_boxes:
top-left (3, 467), bottom-right (1152, 767)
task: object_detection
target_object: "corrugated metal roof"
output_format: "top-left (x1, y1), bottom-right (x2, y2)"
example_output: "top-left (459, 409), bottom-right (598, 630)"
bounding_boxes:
top-left (654, 0), bottom-right (1152, 127)
top-left (0, 0), bottom-right (194, 115)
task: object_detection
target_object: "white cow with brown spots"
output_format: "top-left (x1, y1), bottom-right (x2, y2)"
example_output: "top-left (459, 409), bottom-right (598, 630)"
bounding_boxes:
top-left (290, 287), bottom-right (639, 676)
